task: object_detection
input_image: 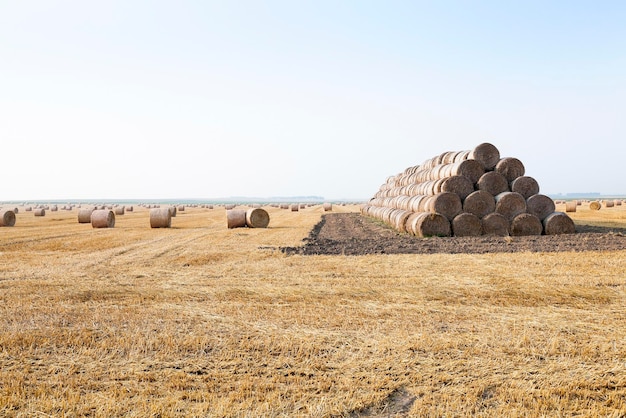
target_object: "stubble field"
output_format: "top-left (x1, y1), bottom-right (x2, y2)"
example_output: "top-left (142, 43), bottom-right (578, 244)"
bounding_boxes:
top-left (0, 202), bottom-right (625, 417)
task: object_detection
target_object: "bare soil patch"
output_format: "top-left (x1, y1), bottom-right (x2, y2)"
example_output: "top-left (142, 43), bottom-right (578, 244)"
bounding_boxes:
top-left (281, 213), bottom-right (626, 255)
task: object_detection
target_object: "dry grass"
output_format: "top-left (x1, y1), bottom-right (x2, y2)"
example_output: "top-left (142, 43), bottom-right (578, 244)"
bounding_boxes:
top-left (1, 202), bottom-right (625, 417)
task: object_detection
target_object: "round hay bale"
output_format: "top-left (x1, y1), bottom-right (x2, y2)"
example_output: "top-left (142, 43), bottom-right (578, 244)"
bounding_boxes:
top-left (589, 201), bottom-right (601, 210)
top-left (225, 204), bottom-right (236, 210)
top-left (450, 159), bottom-right (485, 184)
top-left (451, 212), bottom-right (482, 237)
top-left (77, 208), bottom-right (94, 223)
top-left (34, 208), bottom-right (45, 217)
top-left (150, 208), bottom-right (172, 228)
top-left (511, 176), bottom-right (539, 199)
top-left (0, 210), bottom-right (16, 227)
top-left (477, 171), bottom-right (509, 196)
top-left (426, 192), bottom-right (462, 220)
top-left (227, 209), bottom-right (247, 229)
top-left (91, 210), bottom-right (115, 228)
top-left (495, 192), bottom-right (527, 221)
top-left (25, 207), bottom-right (33, 212)
top-left (246, 208), bottom-right (270, 228)
top-left (526, 194), bottom-right (556, 221)
top-left (290, 204), bottom-right (299, 212)
top-left (604, 200), bottom-right (615, 208)
top-left (510, 213), bottom-right (542, 236)
top-left (388, 209), bottom-right (412, 233)
top-left (126, 206), bottom-right (134, 212)
top-left (543, 212), bottom-right (575, 235)
top-left (469, 143), bottom-right (500, 170)
top-left (13, 208), bottom-right (19, 214)
top-left (114, 206), bottom-right (125, 215)
top-left (407, 212), bottom-right (451, 237)
top-left (565, 201), bottom-right (577, 213)
top-left (51, 205), bottom-right (58, 212)
top-left (441, 175), bottom-right (474, 200)
top-left (178, 206), bottom-right (185, 212)
top-left (494, 157), bottom-right (525, 183)
top-left (481, 212), bottom-right (509, 236)
top-left (616, 200), bottom-right (622, 206)
top-left (169, 206), bottom-right (177, 217)
top-left (463, 190), bottom-right (496, 218)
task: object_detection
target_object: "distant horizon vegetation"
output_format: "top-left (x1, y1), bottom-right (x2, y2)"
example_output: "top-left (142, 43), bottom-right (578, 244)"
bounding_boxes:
top-left (1, 192), bottom-right (626, 206)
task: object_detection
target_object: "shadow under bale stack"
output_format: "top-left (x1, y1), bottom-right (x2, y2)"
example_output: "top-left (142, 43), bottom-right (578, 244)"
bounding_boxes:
top-left (362, 142), bottom-right (575, 237)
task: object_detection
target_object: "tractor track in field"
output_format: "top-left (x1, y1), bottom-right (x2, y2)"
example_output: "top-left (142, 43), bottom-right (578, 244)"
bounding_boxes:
top-left (281, 213), bottom-right (626, 255)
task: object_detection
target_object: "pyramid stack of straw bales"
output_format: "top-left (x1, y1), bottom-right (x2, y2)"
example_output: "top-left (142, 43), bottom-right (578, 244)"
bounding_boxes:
top-left (362, 143), bottom-right (575, 237)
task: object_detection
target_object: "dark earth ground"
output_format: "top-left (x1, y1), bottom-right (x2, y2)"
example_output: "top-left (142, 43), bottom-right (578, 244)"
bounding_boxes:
top-left (280, 213), bottom-right (626, 255)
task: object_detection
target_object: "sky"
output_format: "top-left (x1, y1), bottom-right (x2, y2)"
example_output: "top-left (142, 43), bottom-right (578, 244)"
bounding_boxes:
top-left (1, 1), bottom-right (625, 201)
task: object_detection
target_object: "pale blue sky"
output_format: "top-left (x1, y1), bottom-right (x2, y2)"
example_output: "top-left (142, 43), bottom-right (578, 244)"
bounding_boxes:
top-left (2, 1), bottom-right (625, 200)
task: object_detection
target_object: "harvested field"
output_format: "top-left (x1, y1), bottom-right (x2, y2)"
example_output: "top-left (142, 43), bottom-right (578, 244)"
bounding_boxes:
top-left (1, 202), bottom-right (625, 417)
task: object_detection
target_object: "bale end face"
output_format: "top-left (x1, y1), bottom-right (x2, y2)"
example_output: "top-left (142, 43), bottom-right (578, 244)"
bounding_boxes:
top-left (246, 208), bottom-right (270, 228)
top-left (0, 210), bottom-right (16, 227)
top-left (91, 210), bottom-right (115, 228)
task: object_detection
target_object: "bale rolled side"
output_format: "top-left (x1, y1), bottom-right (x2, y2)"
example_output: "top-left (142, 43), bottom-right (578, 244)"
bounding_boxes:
top-left (526, 194), bottom-right (556, 221)
top-left (34, 208), bottom-right (45, 217)
top-left (481, 212), bottom-right (510, 236)
top-left (468, 142), bottom-right (500, 170)
top-left (543, 212), bottom-right (575, 235)
top-left (451, 212), bottom-right (482, 237)
top-left (78, 208), bottom-right (94, 223)
top-left (494, 192), bottom-right (527, 221)
top-left (477, 171), bottom-right (509, 196)
top-left (0, 210), bottom-right (16, 227)
top-left (426, 192), bottom-right (462, 220)
top-left (91, 210), bottom-right (115, 228)
top-left (323, 203), bottom-right (333, 211)
top-left (246, 208), bottom-right (270, 228)
top-left (150, 208), bottom-right (172, 228)
top-left (510, 176), bottom-right (539, 199)
top-left (494, 157), bottom-right (525, 183)
top-left (510, 213), bottom-right (542, 236)
top-left (407, 212), bottom-right (451, 237)
top-left (565, 201), bottom-right (577, 213)
top-left (227, 209), bottom-right (247, 229)
top-left (114, 206), bottom-right (125, 215)
top-left (463, 190), bottom-right (495, 219)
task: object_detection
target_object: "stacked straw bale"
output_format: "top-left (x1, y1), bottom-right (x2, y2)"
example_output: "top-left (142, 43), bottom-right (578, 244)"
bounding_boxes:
top-left (362, 143), bottom-right (575, 237)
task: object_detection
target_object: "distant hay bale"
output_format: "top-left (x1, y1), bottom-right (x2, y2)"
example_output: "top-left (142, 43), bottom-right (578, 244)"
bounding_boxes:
top-left (290, 204), bottom-right (299, 212)
top-left (495, 192), bottom-right (527, 221)
top-left (494, 157), bottom-right (525, 183)
top-left (616, 200), bottom-right (622, 206)
top-left (481, 212), bottom-right (510, 236)
top-left (178, 206), bottom-right (185, 212)
top-left (510, 176), bottom-right (539, 199)
top-left (407, 212), bottom-right (451, 237)
top-left (227, 209), bottom-right (247, 229)
top-left (114, 206), bottom-right (125, 215)
top-left (25, 207), bottom-right (32, 212)
top-left (441, 175), bottom-right (474, 200)
top-left (126, 206), bottom-right (134, 212)
top-left (0, 210), bottom-right (16, 227)
top-left (477, 172), bottom-right (509, 196)
top-left (526, 194), bottom-right (556, 221)
top-left (50, 205), bottom-right (58, 212)
top-left (245, 208), bottom-right (270, 228)
top-left (543, 212), bottom-right (575, 235)
top-left (565, 201), bottom-right (577, 213)
top-left (589, 201), bottom-right (601, 210)
top-left (468, 142), bottom-right (500, 170)
top-left (451, 212), bottom-right (482, 237)
top-left (224, 204), bottom-right (236, 210)
top-left (425, 192), bottom-right (462, 220)
top-left (77, 208), bottom-right (94, 223)
top-left (510, 213), bottom-right (542, 236)
top-left (34, 208), bottom-right (45, 217)
top-left (91, 210), bottom-right (115, 228)
top-left (603, 200), bottom-right (615, 208)
top-left (323, 202), bottom-right (333, 211)
top-left (463, 190), bottom-right (496, 218)
top-left (150, 208), bottom-right (172, 228)
top-left (169, 206), bottom-right (177, 217)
